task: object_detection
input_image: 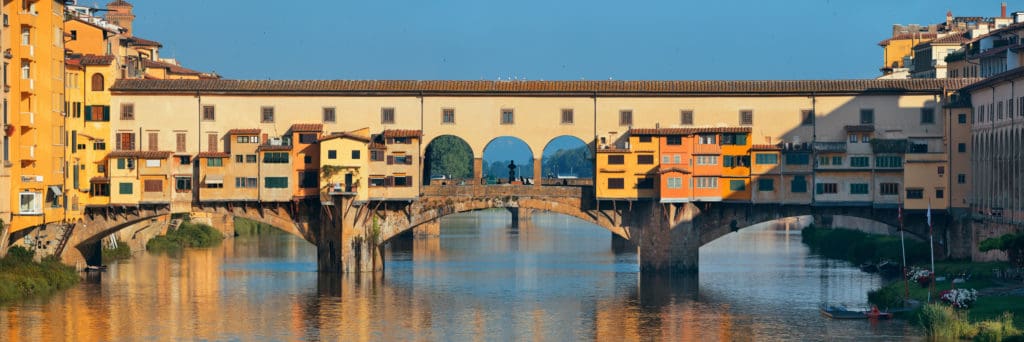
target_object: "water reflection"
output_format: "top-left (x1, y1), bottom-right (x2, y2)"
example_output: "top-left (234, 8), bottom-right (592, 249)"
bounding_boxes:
top-left (1, 210), bottom-right (918, 341)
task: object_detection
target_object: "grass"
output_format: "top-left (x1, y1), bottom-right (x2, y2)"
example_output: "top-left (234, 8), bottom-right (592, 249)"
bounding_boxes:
top-left (801, 225), bottom-right (930, 265)
top-left (0, 246), bottom-right (80, 304)
top-left (233, 217), bottom-right (284, 236)
top-left (146, 222), bottom-right (225, 253)
top-left (914, 303), bottom-right (1022, 341)
top-left (101, 239), bottom-right (132, 264)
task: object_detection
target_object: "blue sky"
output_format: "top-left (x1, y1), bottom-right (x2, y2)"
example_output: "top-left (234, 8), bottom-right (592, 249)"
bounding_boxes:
top-left (130, 0), bottom-right (1011, 81)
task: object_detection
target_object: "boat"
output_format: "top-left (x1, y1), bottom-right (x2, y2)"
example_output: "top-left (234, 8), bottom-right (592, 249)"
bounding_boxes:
top-left (820, 305), bottom-right (893, 320)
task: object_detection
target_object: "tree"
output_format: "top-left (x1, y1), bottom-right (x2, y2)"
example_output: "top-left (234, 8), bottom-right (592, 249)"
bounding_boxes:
top-left (979, 232), bottom-right (1024, 266)
top-left (425, 136), bottom-right (473, 179)
top-left (541, 145), bottom-right (593, 178)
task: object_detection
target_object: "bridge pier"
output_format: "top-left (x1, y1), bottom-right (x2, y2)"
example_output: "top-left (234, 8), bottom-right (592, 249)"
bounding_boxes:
top-left (318, 196), bottom-right (383, 273)
top-left (634, 201), bottom-right (702, 273)
top-left (412, 220), bottom-right (440, 238)
top-left (611, 233), bottom-right (637, 253)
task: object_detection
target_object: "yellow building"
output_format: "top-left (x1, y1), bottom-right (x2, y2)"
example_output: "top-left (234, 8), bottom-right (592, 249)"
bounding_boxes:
top-left (5, 0), bottom-right (70, 233)
top-left (0, 0), bottom-right (10, 229)
top-left (318, 129), bottom-right (370, 202)
top-left (197, 151), bottom-right (229, 203)
top-left (225, 129), bottom-right (261, 202)
top-left (368, 130), bottom-right (422, 201)
top-left (595, 133), bottom-right (659, 200)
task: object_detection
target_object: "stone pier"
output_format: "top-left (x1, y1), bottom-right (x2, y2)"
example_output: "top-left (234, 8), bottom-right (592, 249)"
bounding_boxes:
top-left (413, 220), bottom-right (440, 238)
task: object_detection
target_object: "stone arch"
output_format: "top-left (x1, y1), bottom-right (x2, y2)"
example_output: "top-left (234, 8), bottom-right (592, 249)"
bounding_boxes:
top-left (481, 136), bottom-right (535, 182)
top-left (422, 135), bottom-right (475, 183)
top-left (540, 135), bottom-right (593, 180)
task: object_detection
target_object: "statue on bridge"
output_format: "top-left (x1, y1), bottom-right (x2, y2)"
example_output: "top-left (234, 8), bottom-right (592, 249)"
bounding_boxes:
top-left (508, 160), bottom-right (517, 183)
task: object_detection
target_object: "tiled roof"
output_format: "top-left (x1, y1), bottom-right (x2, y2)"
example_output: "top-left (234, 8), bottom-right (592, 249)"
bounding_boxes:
top-left (141, 59), bottom-right (201, 75)
top-left (751, 144), bottom-right (782, 151)
top-left (289, 123), bottom-right (323, 132)
top-left (125, 36), bottom-right (161, 47)
top-left (196, 152), bottom-right (229, 158)
top-left (844, 124), bottom-right (876, 132)
top-left (107, 0), bottom-right (133, 7)
top-left (109, 79), bottom-right (981, 96)
top-left (258, 145), bottom-right (292, 152)
top-left (227, 128), bottom-right (261, 135)
top-left (383, 129), bottom-right (422, 138)
top-left (961, 66), bottom-right (1024, 92)
top-left (630, 127), bottom-right (752, 135)
top-left (80, 54), bottom-right (115, 66)
top-left (319, 132), bottom-right (370, 143)
top-left (107, 150), bottom-right (173, 159)
top-left (930, 32), bottom-right (971, 45)
top-left (596, 148), bottom-right (631, 153)
top-left (878, 33), bottom-right (937, 46)
top-left (368, 142), bottom-right (386, 149)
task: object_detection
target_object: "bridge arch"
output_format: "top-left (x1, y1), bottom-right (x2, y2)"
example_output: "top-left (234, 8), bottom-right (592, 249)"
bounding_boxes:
top-left (422, 135), bottom-right (475, 184)
top-left (540, 135), bottom-right (593, 181)
top-left (481, 136), bottom-right (535, 183)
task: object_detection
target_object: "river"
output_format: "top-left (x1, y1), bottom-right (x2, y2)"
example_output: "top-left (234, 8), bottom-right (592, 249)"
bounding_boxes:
top-left (1, 210), bottom-right (919, 340)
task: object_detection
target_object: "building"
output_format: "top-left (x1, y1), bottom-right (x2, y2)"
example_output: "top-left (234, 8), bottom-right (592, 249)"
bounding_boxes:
top-left (225, 129), bottom-right (261, 202)
top-left (0, 0), bottom-right (11, 231)
top-left (368, 130), bottom-right (422, 201)
top-left (319, 129), bottom-right (370, 202)
top-left (595, 133), bottom-right (659, 200)
top-left (288, 123), bottom-right (323, 200)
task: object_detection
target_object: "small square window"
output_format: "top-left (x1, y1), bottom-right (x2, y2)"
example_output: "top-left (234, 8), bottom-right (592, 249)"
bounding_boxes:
top-left (561, 109), bottom-right (573, 124)
top-left (501, 109), bottom-right (515, 125)
top-left (261, 106), bottom-right (275, 123)
top-left (351, 150), bottom-right (361, 159)
top-left (381, 108), bottom-right (396, 124)
top-left (202, 105), bottom-right (215, 121)
top-left (323, 107), bottom-right (336, 123)
top-left (739, 110), bottom-right (753, 125)
top-left (442, 108), bottom-right (455, 124)
top-left (619, 110), bottom-right (633, 126)
top-left (328, 150), bottom-right (337, 159)
top-left (681, 110), bottom-right (693, 125)
top-left (860, 109), bottom-right (874, 124)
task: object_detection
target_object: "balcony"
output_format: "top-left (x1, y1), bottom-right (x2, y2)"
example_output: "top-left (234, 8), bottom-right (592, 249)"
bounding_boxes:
top-left (20, 145), bottom-right (35, 160)
top-left (3, 49), bottom-right (12, 59)
top-left (18, 11), bottom-right (38, 26)
top-left (19, 79), bottom-right (34, 94)
top-left (692, 144), bottom-right (721, 155)
top-left (20, 45), bottom-right (34, 60)
top-left (19, 112), bottom-right (34, 128)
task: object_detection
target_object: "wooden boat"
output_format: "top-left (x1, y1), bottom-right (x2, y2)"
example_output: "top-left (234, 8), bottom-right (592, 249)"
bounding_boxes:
top-left (820, 305), bottom-right (893, 320)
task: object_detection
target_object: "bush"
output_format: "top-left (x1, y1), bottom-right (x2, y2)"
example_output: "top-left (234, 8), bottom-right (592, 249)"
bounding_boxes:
top-left (101, 240), bottom-right (132, 264)
top-left (801, 225), bottom-right (929, 265)
top-left (867, 284), bottom-right (903, 309)
top-left (975, 312), bottom-right (1021, 342)
top-left (147, 222), bottom-right (224, 252)
top-left (918, 303), bottom-right (977, 339)
top-left (0, 248), bottom-right (80, 303)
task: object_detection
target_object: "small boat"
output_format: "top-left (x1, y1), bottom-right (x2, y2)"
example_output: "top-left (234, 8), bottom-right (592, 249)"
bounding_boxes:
top-left (820, 305), bottom-right (893, 320)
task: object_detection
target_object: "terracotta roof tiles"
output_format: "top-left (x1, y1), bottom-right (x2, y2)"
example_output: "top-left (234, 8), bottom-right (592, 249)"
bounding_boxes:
top-left (383, 129), bottom-right (422, 138)
top-left (227, 128), bottom-right (261, 135)
top-left (125, 36), bottom-right (162, 47)
top-left (751, 144), bottom-right (782, 151)
top-left (319, 132), bottom-right (370, 143)
top-left (289, 123), bottom-right (323, 132)
top-left (196, 152), bottom-right (229, 158)
top-left (107, 150), bottom-right (173, 159)
top-left (878, 33), bottom-right (937, 46)
top-left (109, 79), bottom-right (980, 96)
top-left (141, 59), bottom-right (201, 75)
top-left (930, 32), bottom-right (971, 45)
top-left (629, 127), bottom-right (752, 135)
top-left (80, 54), bottom-right (115, 66)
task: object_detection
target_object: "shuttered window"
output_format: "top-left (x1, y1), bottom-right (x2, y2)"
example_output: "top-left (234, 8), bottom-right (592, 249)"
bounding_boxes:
top-left (176, 133), bottom-right (186, 152)
top-left (121, 103), bottom-right (134, 120)
top-left (148, 132), bottom-right (158, 151)
top-left (202, 105), bottom-right (216, 121)
top-left (208, 133), bottom-right (218, 152)
top-left (143, 179), bottom-right (162, 192)
top-left (608, 178), bottom-right (624, 189)
top-left (116, 132), bottom-right (135, 150)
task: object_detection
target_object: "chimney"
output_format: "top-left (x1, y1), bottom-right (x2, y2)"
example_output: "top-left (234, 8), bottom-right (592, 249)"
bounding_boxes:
top-left (1002, 2), bottom-right (1008, 18)
top-left (262, 133), bottom-right (269, 143)
top-left (946, 10), bottom-right (953, 27)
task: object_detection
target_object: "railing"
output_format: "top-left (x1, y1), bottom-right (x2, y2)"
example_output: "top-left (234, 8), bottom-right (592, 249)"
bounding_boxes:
top-left (693, 144), bottom-right (721, 155)
top-left (421, 184), bottom-right (585, 198)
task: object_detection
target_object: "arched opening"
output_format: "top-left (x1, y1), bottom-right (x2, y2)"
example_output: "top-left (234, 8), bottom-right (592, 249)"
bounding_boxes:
top-left (540, 135), bottom-right (593, 185)
top-left (422, 135), bottom-right (474, 185)
top-left (481, 136), bottom-right (534, 184)
top-left (91, 73), bottom-right (105, 92)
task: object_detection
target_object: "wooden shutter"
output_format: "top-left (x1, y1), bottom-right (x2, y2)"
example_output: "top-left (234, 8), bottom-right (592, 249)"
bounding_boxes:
top-left (405, 156), bottom-right (413, 165)
top-left (208, 133), bottom-right (217, 152)
top-left (386, 156), bottom-right (394, 165)
top-left (148, 132), bottom-right (158, 151)
top-left (176, 133), bottom-right (186, 152)
top-left (385, 176), bottom-right (394, 186)
top-left (405, 176), bottom-right (413, 186)
top-left (103, 106), bottom-right (110, 121)
top-left (144, 179), bottom-right (162, 192)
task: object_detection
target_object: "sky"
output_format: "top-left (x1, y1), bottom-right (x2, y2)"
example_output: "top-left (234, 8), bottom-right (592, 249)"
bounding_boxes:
top-left (126, 0), bottom-right (1012, 81)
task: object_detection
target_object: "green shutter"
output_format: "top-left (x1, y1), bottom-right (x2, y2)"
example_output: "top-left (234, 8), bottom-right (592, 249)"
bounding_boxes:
top-left (816, 183), bottom-right (824, 194)
top-left (103, 106), bottom-right (111, 121)
top-left (723, 156), bottom-right (733, 167)
top-left (736, 134), bottom-right (747, 145)
top-left (84, 106), bottom-right (92, 120)
top-left (117, 158), bottom-right (125, 169)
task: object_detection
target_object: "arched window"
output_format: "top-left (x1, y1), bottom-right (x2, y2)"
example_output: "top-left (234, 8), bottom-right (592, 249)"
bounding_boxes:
top-left (91, 73), bottom-right (105, 92)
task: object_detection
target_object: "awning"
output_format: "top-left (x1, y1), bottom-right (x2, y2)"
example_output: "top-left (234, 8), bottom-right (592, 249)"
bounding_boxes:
top-left (204, 174), bottom-right (224, 185)
top-left (48, 186), bottom-right (63, 196)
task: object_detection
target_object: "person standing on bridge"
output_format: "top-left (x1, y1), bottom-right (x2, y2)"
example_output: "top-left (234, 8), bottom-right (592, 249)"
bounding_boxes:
top-left (508, 160), bottom-right (517, 183)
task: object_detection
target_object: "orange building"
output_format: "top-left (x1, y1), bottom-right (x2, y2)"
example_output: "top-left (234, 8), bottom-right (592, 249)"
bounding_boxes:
top-left (288, 124), bottom-right (322, 200)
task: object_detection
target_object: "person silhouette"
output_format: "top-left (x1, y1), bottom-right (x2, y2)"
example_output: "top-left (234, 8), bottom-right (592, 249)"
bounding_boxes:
top-left (508, 160), bottom-right (517, 183)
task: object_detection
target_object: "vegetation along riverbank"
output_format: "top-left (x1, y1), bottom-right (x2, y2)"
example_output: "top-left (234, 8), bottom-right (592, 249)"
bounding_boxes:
top-left (0, 247), bottom-right (79, 304)
top-left (146, 221), bottom-right (225, 252)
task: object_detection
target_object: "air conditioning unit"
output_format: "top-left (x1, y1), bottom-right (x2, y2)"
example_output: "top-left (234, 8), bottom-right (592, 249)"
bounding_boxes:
top-left (269, 138), bottom-right (283, 146)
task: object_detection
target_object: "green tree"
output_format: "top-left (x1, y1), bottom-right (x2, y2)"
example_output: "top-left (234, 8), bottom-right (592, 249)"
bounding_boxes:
top-left (541, 145), bottom-right (593, 178)
top-left (980, 232), bottom-right (1024, 266)
top-left (425, 136), bottom-right (473, 180)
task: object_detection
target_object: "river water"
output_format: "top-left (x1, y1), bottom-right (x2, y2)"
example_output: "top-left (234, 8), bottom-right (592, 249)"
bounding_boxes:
top-left (1, 210), bottom-right (919, 341)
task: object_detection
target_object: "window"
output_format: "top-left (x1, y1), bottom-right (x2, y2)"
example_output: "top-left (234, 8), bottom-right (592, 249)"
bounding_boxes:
top-left (681, 110), bottom-right (693, 125)
top-left (179, 156), bottom-right (191, 165)
top-left (21, 61), bottom-right (30, 79)
top-left (202, 105), bottom-right (215, 121)
top-left (673, 155), bottom-right (681, 164)
top-left (860, 109), bottom-right (874, 124)
top-left (298, 134), bottom-right (317, 144)
top-left (176, 133), bottom-right (186, 152)
top-left (958, 143), bottom-right (966, 153)
top-left (816, 183), bottom-right (838, 194)
top-left (667, 177), bottom-right (682, 189)
top-left (371, 150), bottom-right (384, 161)
top-left (265, 177), bottom-right (289, 188)
top-left (369, 177), bottom-right (386, 187)
top-left (785, 153), bottom-right (809, 165)
top-left (978, 106), bottom-right (985, 123)
top-left (920, 108), bottom-right (935, 124)
top-left (755, 153), bottom-right (778, 165)
top-left (636, 177), bottom-right (655, 189)
top-left (328, 150), bottom-right (337, 159)
top-left (18, 192), bottom-right (42, 215)
top-left (381, 107), bottom-right (395, 124)
top-left (937, 166), bottom-right (945, 175)
top-left (638, 136), bottom-right (652, 143)
top-left (235, 177), bottom-right (258, 189)
top-left (637, 155), bottom-right (654, 165)
top-left (739, 110), bottom-right (753, 125)
top-left (116, 158), bottom-right (134, 170)
top-left (393, 176), bottom-right (412, 187)
top-left (849, 134), bottom-right (857, 143)
top-left (698, 134), bottom-right (716, 144)
top-left (607, 155), bottom-right (624, 165)
top-left (119, 183), bottom-right (133, 195)
top-left (299, 171), bottom-right (318, 188)
top-left (147, 132), bottom-right (159, 151)
top-left (391, 137), bottom-right (410, 144)
top-left (120, 103), bottom-right (134, 120)
top-left (608, 178), bottom-right (624, 189)
top-left (391, 155), bottom-right (411, 164)
top-left (261, 106), bottom-right (275, 123)
top-left (442, 108), bottom-right (455, 124)
top-left (880, 183), bottom-right (899, 195)
top-left (207, 158), bottom-right (223, 167)
top-left (93, 140), bottom-right (107, 151)
top-left (304, 155), bottom-right (312, 164)
top-left (832, 156), bottom-right (843, 166)
top-left (501, 109), bottom-right (514, 125)
top-left (721, 133), bottom-right (747, 145)
top-left (722, 155), bottom-right (750, 167)
top-left (791, 176), bottom-right (807, 193)
top-left (817, 156), bottom-right (830, 166)
top-left (850, 183), bottom-right (869, 195)
top-left (906, 188), bottom-right (924, 199)
top-left (144, 179), bottom-right (162, 192)
top-left (208, 133), bottom-right (218, 152)
top-left (998, 101), bottom-right (1004, 119)
top-left (876, 156), bottom-right (903, 168)
top-left (561, 109), bottom-right (573, 124)
top-left (695, 177), bottom-right (718, 189)
top-left (85, 105), bottom-right (108, 122)
top-left (91, 73), bottom-right (105, 92)
top-left (801, 109), bottom-right (814, 125)
top-left (958, 113), bottom-right (967, 124)
top-left (936, 188), bottom-right (944, 199)
top-left (323, 107), bottom-right (336, 123)
top-left (246, 155), bottom-right (257, 163)
top-left (758, 178), bottom-right (774, 191)
top-left (351, 150), bottom-right (361, 159)
top-left (666, 136), bottom-right (682, 145)
top-left (1010, 99), bottom-right (1015, 117)
top-left (861, 134), bottom-right (870, 143)
top-left (175, 177), bottom-right (192, 192)
top-left (235, 155), bottom-right (244, 163)
top-left (619, 110), bottom-right (633, 126)
top-left (850, 156), bottom-right (870, 167)
top-left (957, 174), bottom-right (966, 184)
top-left (729, 180), bottom-right (746, 191)
top-left (264, 152), bottom-right (289, 163)
top-left (145, 159), bottom-right (161, 168)
top-left (91, 184), bottom-right (110, 196)
top-left (696, 155), bottom-right (718, 165)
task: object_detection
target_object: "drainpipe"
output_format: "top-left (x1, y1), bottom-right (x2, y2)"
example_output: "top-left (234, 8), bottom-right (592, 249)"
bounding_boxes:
top-left (418, 91), bottom-right (423, 188)
top-left (811, 92), bottom-right (817, 207)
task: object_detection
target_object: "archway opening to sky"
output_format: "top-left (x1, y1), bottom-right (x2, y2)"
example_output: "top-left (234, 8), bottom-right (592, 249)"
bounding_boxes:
top-left (482, 137), bottom-right (534, 184)
top-left (541, 136), bottom-right (593, 182)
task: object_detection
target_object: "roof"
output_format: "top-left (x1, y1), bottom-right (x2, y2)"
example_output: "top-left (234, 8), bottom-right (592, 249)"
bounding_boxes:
top-left (960, 66), bottom-right (1024, 92)
top-left (68, 17), bottom-right (119, 34)
top-left (125, 36), bottom-right (162, 47)
top-left (80, 54), bottom-right (115, 66)
top-left (929, 32), bottom-right (971, 45)
top-left (258, 145), bottom-right (292, 152)
top-left (141, 59), bottom-right (201, 75)
top-left (109, 79), bottom-right (979, 97)
top-left (196, 152), bottom-right (230, 158)
top-left (289, 123), bottom-right (323, 133)
top-left (368, 142), bottom-right (386, 149)
top-left (107, 0), bottom-right (133, 7)
top-left (383, 129), bottom-right (422, 138)
top-left (844, 124), bottom-right (876, 132)
top-left (751, 144), bottom-right (782, 151)
top-left (227, 128), bottom-right (261, 135)
top-left (878, 33), bottom-right (937, 46)
top-left (319, 132), bottom-right (370, 143)
top-left (629, 127), bottom-right (752, 135)
top-left (596, 148), bottom-right (631, 154)
top-left (658, 167), bottom-right (691, 174)
top-left (106, 150), bottom-right (173, 159)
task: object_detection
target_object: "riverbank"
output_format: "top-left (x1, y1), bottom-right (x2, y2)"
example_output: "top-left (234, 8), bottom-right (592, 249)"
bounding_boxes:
top-left (146, 221), bottom-right (224, 252)
top-left (0, 247), bottom-right (79, 304)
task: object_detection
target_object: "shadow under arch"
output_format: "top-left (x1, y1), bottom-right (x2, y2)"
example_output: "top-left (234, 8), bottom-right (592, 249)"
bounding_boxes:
top-left (422, 134), bottom-right (474, 185)
top-left (540, 135), bottom-right (594, 181)
top-left (481, 136), bottom-right (535, 183)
